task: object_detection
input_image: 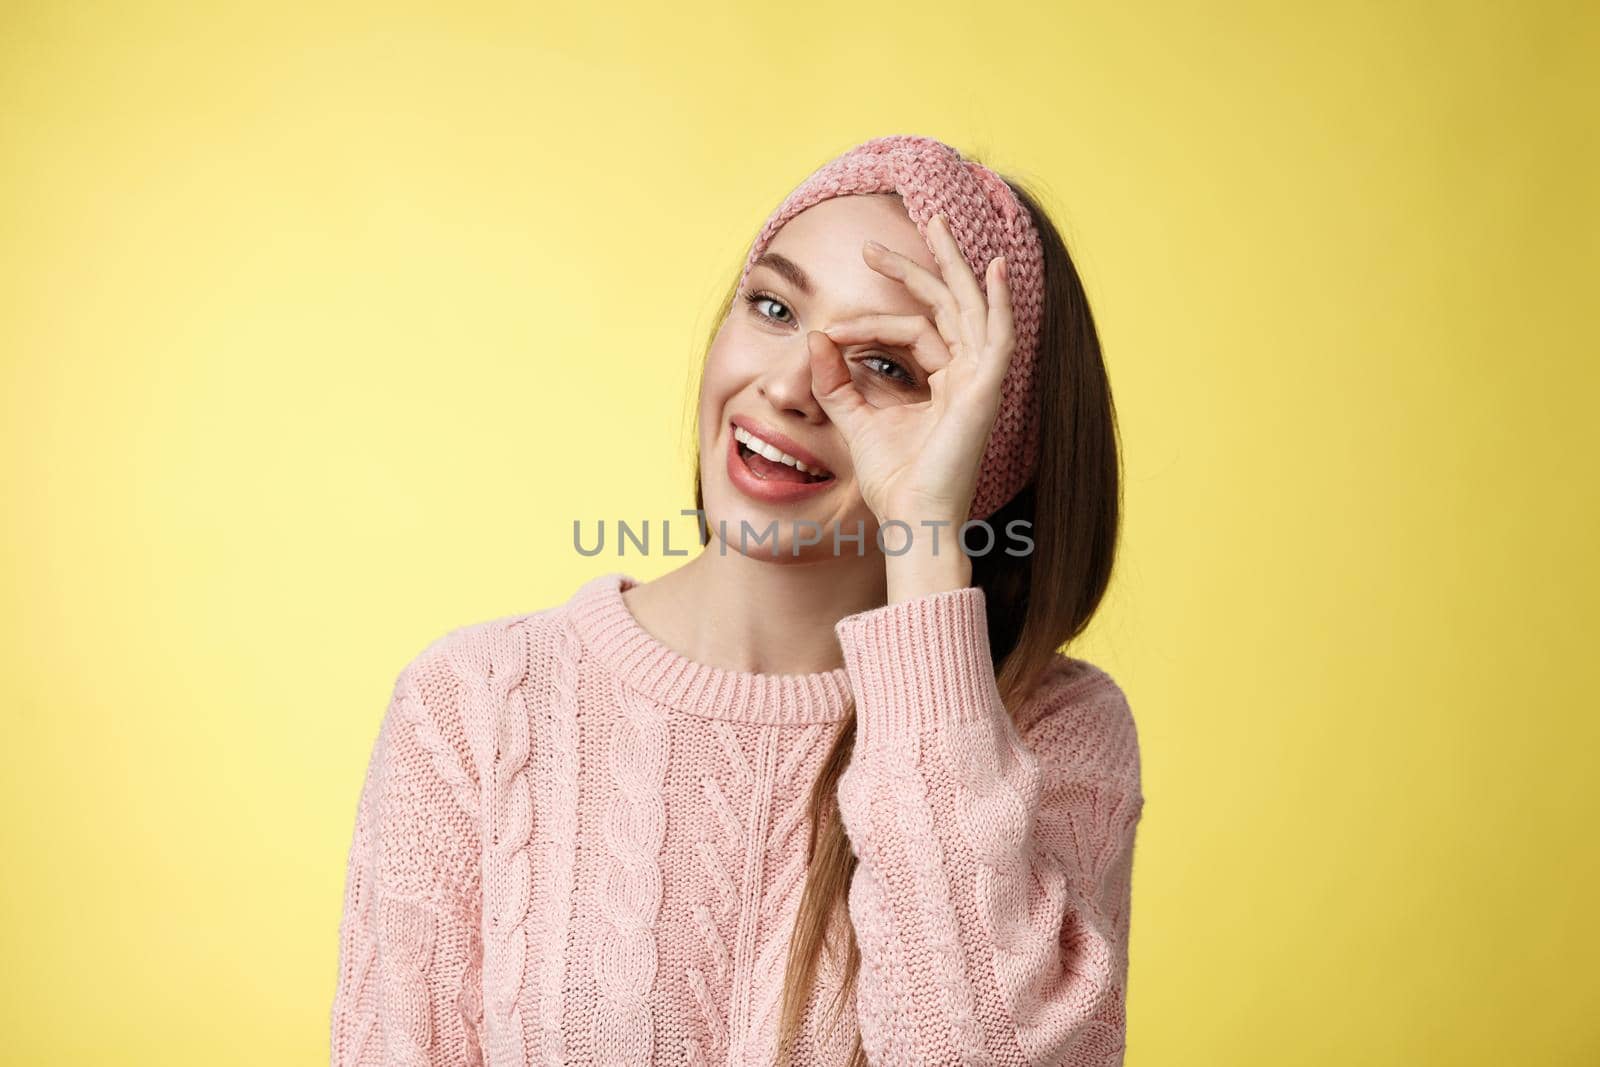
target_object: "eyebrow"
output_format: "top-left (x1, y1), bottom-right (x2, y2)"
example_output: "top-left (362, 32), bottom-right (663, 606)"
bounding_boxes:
top-left (751, 251), bottom-right (814, 297)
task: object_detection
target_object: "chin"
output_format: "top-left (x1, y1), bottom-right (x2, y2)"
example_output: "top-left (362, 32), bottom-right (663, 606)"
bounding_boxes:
top-left (709, 496), bottom-right (875, 567)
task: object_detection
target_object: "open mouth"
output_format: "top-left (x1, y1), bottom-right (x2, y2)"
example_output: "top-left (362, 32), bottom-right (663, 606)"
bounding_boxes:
top-left (734, 426), bottom-right (834, 484)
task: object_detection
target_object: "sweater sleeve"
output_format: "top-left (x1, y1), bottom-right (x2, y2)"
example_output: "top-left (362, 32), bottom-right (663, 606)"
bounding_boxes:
top-left (833, 586), bottom-right (1144, 1067)
top-left (330, 652), bottom-right (488, 1067)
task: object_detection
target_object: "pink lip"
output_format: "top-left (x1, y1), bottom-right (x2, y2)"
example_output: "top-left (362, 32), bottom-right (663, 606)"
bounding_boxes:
top-left (726, 422), bottom-right (837, 505)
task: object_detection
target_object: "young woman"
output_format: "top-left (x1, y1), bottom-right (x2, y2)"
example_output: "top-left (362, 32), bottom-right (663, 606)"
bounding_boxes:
top-left (329, 134), bottom-right (1144, 1067)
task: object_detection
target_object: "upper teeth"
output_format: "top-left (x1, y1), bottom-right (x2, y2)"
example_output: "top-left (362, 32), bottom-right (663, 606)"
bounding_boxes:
top-left (735, 426), bottom-right (827, 476)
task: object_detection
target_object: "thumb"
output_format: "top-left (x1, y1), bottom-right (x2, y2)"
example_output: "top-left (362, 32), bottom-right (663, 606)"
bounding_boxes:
top-left (807, 330), bottom-right (870, 442)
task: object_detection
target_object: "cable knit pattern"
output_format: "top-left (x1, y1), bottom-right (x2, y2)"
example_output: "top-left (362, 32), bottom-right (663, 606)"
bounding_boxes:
top-left (329, 572), bottom-right (1143, 1065)
top-left (747, 720), bottom-right (829, 1052)
top-left (593, 679), bottom-right (669, 1063)
top-left (452, 623), bottom-right (534, 1067)
top-left (534, 618), bottom-right (583, 1064)
top-left (685, 722), bottom-right (747, 1067)
top-left (378, 896), bottom-right (440, 1066)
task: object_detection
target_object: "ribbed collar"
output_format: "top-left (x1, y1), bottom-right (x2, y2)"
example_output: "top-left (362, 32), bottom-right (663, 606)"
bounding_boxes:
top-left (565, 572), bottom-right (855, 725)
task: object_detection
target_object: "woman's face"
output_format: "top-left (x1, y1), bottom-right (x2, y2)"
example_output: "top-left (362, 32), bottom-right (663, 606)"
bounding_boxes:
top-left (698, 193), bottom-right (947, 562)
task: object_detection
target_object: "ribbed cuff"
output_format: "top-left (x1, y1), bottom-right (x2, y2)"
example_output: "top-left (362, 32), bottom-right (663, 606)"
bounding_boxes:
top-left (833, 585), bottom-right (1004, 757)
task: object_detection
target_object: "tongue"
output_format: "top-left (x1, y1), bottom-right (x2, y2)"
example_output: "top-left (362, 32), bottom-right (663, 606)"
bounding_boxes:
top-left (746, 448), bottom-right (814, 483)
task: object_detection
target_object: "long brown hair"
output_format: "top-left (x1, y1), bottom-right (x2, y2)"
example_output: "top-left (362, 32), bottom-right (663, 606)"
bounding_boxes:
top-left (688, 173), bottom-right (1122, 1064)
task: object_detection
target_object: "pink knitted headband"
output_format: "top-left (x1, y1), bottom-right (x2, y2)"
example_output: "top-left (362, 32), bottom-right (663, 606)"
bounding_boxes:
top-left (736, 134), bottom-right (1046, 521)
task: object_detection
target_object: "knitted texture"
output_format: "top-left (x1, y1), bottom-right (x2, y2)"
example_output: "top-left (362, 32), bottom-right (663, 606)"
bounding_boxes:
top-left (737, 134), bottom-right (1048, 522)
top-left (329, 572), bottom-right (1144, 1066)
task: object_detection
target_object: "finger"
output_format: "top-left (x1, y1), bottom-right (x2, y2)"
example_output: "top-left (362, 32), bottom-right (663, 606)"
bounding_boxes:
top-left (821, 313), bottom-right (953, 377)
top-left (982, 255), bottom-right (1017, 385)
top-left (806, 330), bottom-right (872, 440)
top-left (924, 213), bottom-right (990, 354)
top-left (861, 240), bottom-right (966, 355)
top-left (926, 364), bottom-right (949, 408)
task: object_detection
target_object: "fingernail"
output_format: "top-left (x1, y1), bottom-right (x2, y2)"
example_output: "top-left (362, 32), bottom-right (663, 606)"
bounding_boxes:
top-left (865, 239), bottom-right (886, 253)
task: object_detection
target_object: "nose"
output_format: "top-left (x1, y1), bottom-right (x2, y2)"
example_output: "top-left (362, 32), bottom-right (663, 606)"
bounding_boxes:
top-left (757, 335), bottom-right (827, 423)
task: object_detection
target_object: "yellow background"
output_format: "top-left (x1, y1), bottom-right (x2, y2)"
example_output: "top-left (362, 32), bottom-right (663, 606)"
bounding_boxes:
top-left (3, 2), bottom-right (1595, 1063)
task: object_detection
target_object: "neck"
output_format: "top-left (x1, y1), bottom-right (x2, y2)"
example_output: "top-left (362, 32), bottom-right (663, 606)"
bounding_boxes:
top-left (622, 543), bottom-right (889, 677)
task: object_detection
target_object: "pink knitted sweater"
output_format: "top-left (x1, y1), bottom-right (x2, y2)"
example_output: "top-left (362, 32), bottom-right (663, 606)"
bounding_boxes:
top-left (329, 571), bottom-right (1144, 1066)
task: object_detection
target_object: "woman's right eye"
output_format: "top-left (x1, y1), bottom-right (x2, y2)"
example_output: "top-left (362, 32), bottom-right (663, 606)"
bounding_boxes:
top-left (741, 289), bottom-right (793, 325)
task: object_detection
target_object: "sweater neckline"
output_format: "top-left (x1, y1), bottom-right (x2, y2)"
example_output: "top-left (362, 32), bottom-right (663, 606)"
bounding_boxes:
top-left (565, 571), bottom-right (855, 725)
